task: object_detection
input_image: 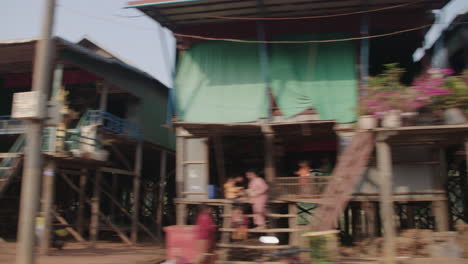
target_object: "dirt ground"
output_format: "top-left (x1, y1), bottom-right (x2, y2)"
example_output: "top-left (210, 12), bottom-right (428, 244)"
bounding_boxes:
top-left (0, 242), bottom-right (165, 264)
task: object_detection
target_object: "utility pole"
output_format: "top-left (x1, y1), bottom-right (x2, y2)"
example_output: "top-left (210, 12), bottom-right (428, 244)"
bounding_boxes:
top-left (16, 0), bottom-right (56, 263)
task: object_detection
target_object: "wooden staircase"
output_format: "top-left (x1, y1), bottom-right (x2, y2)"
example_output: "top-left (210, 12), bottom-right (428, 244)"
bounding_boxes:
top-left (309, 131), bottom-right (374, 231)
top-left (0, 136), bottom-right (25, 198)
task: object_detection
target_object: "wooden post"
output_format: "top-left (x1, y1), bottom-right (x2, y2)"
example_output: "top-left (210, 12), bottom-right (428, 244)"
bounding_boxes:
top-left (175, 127), bottom-right (185, 225)
top-left (77, 169), bottom-right (87, 236)
top-left (99, 84), bottom-right (109, 112)
top-left (432, 200), bottom-right (449, 232)
top-left (406, 203), bottom-right (415, 229)
top-left (213, 136), bottom-right (226, 186)
top-left (433, 147), bottom-right (449, 231)
top-left (39, 160), bottom-right (56, 255)
top-left (377, 139), bottom-right (396, 264)
top-left (262, 125), bottom-right (275, 183)
top-left (363, 202), bottom-right (377, 237)
top-left (110, 173), bottom-right (117, 221)
top-left (131, 141), bottom-right (143, 244)
top-left (289, 203), bottom-right (298, 247)
top-left (89, 169), bottom-right (102, 248)
top-left (344, 206), bottom-right (350, 236)
top-left (351, 203), bottom-right (362, 241)
top-left (176, 127), bottom-right (185, 199)
top-left (156, 150), bottom-right (167, 239)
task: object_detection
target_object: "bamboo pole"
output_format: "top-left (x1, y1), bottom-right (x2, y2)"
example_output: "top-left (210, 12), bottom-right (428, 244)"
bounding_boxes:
top-left (377, 140), bottom-right (396, 264)
top-left (156, 150), bottom-right (167, 240)
top-left (131, 141), bottom-right (143, 244)
top-left (77, 168), bottom-right (87, 236)
top-left (89, 170), bottom-right (102, 248)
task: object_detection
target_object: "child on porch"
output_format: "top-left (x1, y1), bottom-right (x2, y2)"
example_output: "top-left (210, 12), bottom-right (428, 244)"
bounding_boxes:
top-left (231, 205), bottom-right (248, 241)
top-left (224, 176), bottom-right (245, 200)
top-left (295, 160), bottom-right (312, 196)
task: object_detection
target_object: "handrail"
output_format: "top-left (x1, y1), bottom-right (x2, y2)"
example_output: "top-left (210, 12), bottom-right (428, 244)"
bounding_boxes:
top-left (0, 135), bottom-right (25, 179)
top-left (86, 110), bottom-right (143, 140)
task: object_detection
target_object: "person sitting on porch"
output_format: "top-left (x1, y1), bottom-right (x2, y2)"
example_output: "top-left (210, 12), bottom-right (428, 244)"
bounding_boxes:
top-left (295, 160), bottom-right (312, 195)
top-left (194, 205), bottom-right (216, 264)
top-left (224, 176), bottom-right (245, 200)
top-left (231, 205), bottom-right (248, 241)
top-left (246, 169), bottom-right (268, 229)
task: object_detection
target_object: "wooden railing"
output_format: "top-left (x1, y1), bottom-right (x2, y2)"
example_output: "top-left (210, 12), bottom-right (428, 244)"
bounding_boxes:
top-left (273, 176), bottom-right (331, 199)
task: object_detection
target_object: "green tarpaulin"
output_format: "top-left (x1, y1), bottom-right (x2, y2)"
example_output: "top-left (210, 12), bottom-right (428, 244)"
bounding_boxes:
top-left (175, 34), bottom-right (357, 123)
top-left (270, 33), bottom-right (357, 123)
top-left (175, 41), bottom-right (268, 123)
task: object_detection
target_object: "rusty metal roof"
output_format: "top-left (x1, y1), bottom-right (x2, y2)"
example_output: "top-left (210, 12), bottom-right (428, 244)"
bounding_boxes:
top-left (126, 0), bottom-right (447, 30)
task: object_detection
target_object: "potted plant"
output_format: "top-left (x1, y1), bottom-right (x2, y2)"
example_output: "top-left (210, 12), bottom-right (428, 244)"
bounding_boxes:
top-left (357, 94), bottom-right (377, 130)
top-left (430, 70), bottom-right (468, 124)
top-left (362, 64), bottom-right (453, 128)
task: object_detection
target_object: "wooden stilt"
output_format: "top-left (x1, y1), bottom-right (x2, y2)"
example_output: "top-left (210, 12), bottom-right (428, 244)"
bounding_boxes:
top-left (262, 125), bottom-right (275, 183)
top-left (77, 168), bottom-right (87, 236)
top-left (39, 160), bottom-right (56, 255)
top-left (433, 200), bottom-right (449, 231)
top-left (351, 203), bottom-right (361, 241)
top-left (176, 203), bottom-right (187, 225)
top-left (110, 173), bottom-right (117, 221)
top-left (363, 202), bottom-right (376, 237)
top-left (288, 203), bottom-right (298, 247)
top-left (156, 150), bottom-right (167, 240)
top-left (344, 206), bottom-right (350, 236)
top-left (90, 169), bottom-right (102, 248)
top-left (213, 136), bottom-right (226, 186)
top-left (377, 139), bottom-right (396, 264)
top-left (131, 141), bottom-right (143, 244)
top-left (52, 210), bottom-right (85, 242)
top-left (176, 128), bottom-right (185, 199)
top-left (406, 203), bottom-right (415, 229)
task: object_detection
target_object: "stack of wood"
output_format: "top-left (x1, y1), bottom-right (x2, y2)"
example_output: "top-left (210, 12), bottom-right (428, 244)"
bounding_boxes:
top-left (456, 222), bottom-right (468, 258)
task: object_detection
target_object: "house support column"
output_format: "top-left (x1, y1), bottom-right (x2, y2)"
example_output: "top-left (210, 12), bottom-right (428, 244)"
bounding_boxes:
top-left (90, 169), bottom-right (102, 248)
top-left (377, 136), bottom-right (396, 264)
top-left (156, 150), bottom-right (167, 239)
top-left (77, 169), bottom-right (87, 236)
top-left (39, 160), bottom-right (56, 255)
top-left (176, 127), bottom-right (186, 225)
top-left (433, 147), bottom-right (449, 231)
top-left (131, 141), bottom-right (143, 244)
top-left (262, 125), bottom-right (275, 183)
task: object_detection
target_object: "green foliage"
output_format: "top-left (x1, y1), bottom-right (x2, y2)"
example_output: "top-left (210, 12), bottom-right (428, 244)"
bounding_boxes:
top-left (431, 70), bottom-right (468, 112)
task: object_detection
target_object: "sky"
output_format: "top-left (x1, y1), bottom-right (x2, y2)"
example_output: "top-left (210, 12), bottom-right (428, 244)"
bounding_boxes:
top-left (0, 0), bottom-right (176, 87)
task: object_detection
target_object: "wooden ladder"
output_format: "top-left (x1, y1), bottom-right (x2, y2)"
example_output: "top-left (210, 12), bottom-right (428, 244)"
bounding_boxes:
top-left (310, 131), bottom-right (374, 231)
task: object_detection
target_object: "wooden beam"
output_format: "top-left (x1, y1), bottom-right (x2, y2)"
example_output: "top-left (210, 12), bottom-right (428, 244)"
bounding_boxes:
top-left (110, 173), bottom-right (117, 221)
top-left (52, 210), bottom-right (85, 242)
top-left (77, 169), bottom-right (87, 236)
top-left (89, 169), bottom-right (102, 248)
top-left (110, 145), bottom-right (133, 171)
top-left (131, 141), bottom-right (143, 244)
top-left (59, 172), bottom-right (135, 245)
top-left (377, 140), bottom-right (396, 264)
top-left (99, 167), bottom-right (135, 176)
top-left (98, 84), bottom-right (108, 112)
top-left (156, 150), bottom-right (167, 240)
top-left (39, 161), bottom-right (56, 255)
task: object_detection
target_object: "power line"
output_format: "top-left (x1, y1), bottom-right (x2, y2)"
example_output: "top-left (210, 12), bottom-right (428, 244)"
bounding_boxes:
top-left (173, 22), bottom-right (468, 44)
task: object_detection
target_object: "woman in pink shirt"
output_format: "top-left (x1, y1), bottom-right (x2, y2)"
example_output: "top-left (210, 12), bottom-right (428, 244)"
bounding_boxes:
top-left (246, 169), bottom-right (269, 229)
top-left (195, 205), bottom-right (216, 264)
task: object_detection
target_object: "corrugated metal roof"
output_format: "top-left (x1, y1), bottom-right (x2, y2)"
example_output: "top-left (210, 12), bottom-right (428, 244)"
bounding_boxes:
top-left (126, 0), bottom-right (447, 30)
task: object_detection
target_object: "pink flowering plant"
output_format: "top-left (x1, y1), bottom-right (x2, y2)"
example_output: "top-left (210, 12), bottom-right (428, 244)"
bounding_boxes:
top-left (360, 64), bottom-right (453, 117)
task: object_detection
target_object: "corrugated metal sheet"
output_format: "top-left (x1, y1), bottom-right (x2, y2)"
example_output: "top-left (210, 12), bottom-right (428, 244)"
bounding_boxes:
top-left (127, 0), bottom-right (447, 29)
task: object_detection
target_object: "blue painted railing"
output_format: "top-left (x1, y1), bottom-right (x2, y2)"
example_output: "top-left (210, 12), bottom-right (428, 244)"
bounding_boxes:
top-left (84, 110), bottom-right (143, 140)
top-left (0, 116), bottom-right (25, 135)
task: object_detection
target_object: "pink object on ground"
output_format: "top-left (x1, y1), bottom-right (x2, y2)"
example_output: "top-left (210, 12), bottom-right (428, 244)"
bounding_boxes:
top-left (164, 225), bottom-right (198, 262)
